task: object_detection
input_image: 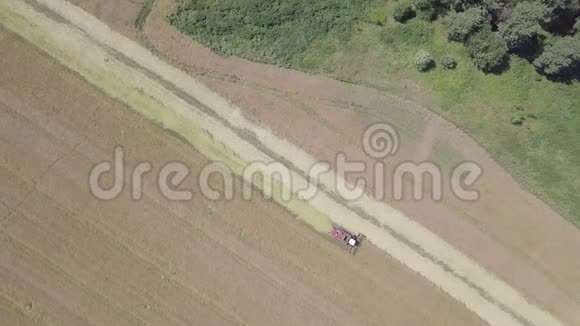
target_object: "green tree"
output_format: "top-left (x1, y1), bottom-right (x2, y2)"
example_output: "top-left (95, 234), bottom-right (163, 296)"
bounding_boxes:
top-left (541, 0), bottom-right (577, 11)
top-left (499, 2), bottom-right (548, 50)
top-left (440, 0), bottom-right (479, 11)
top-left (481, 0), bottom-right (504, 12)
top-left (447, 7), bottom-right (488, 42)
top-left (574, 18), bottom-right (580, 32)
top-left (393, 2), bottom-right (416, 23)
top-left (467, 29), bottom-right (509, 72)
top-left (414, 0), bottom-right (438, 20)
top-left (510, 111), bottom-right (526, 126)
top-left (414, 49), bottom-right (436, 71)
top-left (540, 0), bottom-right (580, 34)
top-left (533, 36), bottom-right (580, 77)
top-left (439, 0), bottom-right (503, 12)
top-left (441, 55), bottom-right (458, 69)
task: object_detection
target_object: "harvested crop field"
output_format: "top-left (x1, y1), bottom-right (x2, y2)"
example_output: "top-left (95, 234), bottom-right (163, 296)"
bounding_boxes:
top-left (0, 27), bottom-right (484, 326)
top-left (1, 0), bottom-right (580, 325)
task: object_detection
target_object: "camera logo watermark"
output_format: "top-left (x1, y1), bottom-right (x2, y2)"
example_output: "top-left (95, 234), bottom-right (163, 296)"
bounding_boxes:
top-left (362, 122), bottom-right (399, 159)
top-left (89, 122), bottom-right (482, 202)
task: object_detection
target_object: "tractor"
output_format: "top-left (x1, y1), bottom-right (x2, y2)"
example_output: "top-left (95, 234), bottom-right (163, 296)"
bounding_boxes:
top-left (330, 225), bottom-right (363, 255)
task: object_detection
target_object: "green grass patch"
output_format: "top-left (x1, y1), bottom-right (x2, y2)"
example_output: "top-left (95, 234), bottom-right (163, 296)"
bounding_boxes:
top-left (135, 0), bottom-right (155, 31)
top-left (169, 0), bottom-right (374, 67)
top-left (170, 0), bottom-right (580, 227)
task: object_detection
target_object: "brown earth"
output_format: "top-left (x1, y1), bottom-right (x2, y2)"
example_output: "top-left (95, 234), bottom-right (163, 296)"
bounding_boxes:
top-left (0, 29), bottom-right (485, 326)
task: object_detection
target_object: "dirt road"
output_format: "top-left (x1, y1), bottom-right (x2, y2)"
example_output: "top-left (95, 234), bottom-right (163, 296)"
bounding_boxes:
top-left (1, 0), bottom-right (579, 325)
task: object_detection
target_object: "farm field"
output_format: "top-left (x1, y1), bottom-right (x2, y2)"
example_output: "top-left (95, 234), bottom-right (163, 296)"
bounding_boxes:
top-left (1, 0), bottom-right (580, 325)
top-left (0, 27), bottom-right (488, 326)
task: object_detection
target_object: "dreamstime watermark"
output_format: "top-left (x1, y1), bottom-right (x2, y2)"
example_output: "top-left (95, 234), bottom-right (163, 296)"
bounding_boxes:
top-left (88, 122), bottom-right (483, 202)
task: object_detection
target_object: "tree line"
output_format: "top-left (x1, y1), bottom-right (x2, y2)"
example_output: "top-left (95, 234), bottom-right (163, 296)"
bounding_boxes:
top-left (395, 0), bottom-right (580, 80)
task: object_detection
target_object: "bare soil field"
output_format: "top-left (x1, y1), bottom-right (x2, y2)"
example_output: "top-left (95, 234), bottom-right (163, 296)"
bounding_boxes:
top-left (0, 29), bottom-right (486, 325)
top-left (1, 0), bottom-right (580, 325)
